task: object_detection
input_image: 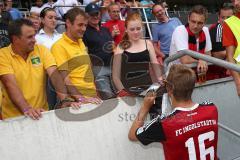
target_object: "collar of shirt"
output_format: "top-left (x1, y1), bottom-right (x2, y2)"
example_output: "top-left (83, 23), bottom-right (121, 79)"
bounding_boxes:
top-left (109, 19), bottom-right (120, 23)
top-left (9, 44), bottom-right (35, 58)
top-left (158, 17), bottom-right (171, 24)
top-left (172, 103), bottom-right (199, 112)
top-left (9, 45), bottom-right (17, 56)
top-left (87, 24), bottom-right (101, 31)
top-left (62, 32), bottom-right (83, 45)
top-left (39, 28), bottom-right (59, 36)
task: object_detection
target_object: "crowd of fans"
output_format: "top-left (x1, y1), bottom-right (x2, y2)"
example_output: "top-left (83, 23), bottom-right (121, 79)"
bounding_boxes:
top-left (0, 0), bottom-right (238, 120)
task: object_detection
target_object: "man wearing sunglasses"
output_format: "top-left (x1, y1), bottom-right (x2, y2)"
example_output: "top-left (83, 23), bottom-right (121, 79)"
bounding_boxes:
top-left (129, 64), bottom-right (219, 160)
top-left (83, 3), bottom-right (115, 100)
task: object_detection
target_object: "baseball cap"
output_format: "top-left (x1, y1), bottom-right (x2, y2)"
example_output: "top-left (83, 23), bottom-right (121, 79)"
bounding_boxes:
top-left (85, 3), bottom-right (100, 14)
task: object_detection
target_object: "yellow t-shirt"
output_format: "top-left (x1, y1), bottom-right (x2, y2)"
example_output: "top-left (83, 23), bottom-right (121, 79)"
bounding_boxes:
top-left (51, 33), bottom-right (97, 97)
top-left (0, 44), bottom-right (56, 119)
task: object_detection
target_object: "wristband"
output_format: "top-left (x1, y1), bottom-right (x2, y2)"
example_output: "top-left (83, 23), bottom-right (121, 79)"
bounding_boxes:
top-left (78, 96), bottom-right (85, 102)
top-left (22, 107), bottom-right (31, 113)
top-left (60, 97), bottom-right (75, 105)
top-left (158, 79), bottom-right (165, 86)
top-left (117, 89), bottom-right (131, 97)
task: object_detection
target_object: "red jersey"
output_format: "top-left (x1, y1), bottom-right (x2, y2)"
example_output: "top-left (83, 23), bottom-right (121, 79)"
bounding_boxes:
top-left (136, 102), bottom-right (218, 160)
top-left (102, 20), bottom-right (125, 45)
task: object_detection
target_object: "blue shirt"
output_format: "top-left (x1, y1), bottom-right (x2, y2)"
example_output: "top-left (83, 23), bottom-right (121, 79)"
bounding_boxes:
top-left (9, 8), bottom-right (22, 20)
top-left (152, 17), bottom-right (182, 55)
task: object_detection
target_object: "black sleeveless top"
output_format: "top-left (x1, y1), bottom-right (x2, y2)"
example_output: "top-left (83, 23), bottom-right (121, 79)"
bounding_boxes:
top-left (123, 49), bottom-right (150, 63)
top-left (120, 40), bottom-right (152, 93)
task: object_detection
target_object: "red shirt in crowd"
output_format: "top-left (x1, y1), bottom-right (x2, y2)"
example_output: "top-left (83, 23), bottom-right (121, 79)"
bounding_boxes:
top-left (102, 20), bottom-right (125, 46)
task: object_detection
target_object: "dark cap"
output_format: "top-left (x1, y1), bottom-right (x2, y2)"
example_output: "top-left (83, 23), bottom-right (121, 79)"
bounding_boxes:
top-left (85, 3), bottom-right (100, 14)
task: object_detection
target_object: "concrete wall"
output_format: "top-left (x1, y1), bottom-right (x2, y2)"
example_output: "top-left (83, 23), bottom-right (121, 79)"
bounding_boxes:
top-left (0, 77), bottom-right (240, 160)
top-left (0, 98), bottom-right (164, 160)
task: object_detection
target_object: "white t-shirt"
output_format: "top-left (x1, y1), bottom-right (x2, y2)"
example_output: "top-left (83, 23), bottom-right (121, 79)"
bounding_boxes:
top-left (55, 0), bottom-right (79, 16)
top-left (83, 0), bottom-right (93, 5)
top-left (42, 2), bottom-right (55, 8)
top-left (30, 6), bottom-right (44, 14)
top-left (35, 29), bottom-right (62, 50)
top-left (169, 25), bottom-right (212, 64)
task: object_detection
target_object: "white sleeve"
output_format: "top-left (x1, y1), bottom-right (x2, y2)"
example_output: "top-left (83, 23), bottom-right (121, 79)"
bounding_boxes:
top-left (72, 0), bottom-right (79, 5)
top-left (203, 27), bottom-right (212, 52)
top-left (173, 26), bottom-right (188, 52)
top-left (54, 0), bottom-right (59, 5)
top-left (30, 7), bottom-right (36, 13)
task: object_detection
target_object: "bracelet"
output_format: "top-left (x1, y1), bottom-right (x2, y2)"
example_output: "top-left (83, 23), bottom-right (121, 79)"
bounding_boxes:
top-left (22, 107), bottom-right (31, 113)
top-left (60, 97), bottom-right (75, 105)
top-left (78, 96), bottom-right (86, 102)
top-left (117, 89), bottom-right (126, 94)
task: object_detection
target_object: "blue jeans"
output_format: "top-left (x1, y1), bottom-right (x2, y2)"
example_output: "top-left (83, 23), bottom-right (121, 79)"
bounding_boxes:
top-left (92, 66), bottom-right (116, 100)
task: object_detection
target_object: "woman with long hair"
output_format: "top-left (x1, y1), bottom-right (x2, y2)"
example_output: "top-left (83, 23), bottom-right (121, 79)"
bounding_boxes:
top-left (35, 7), bottom-right (61, 109)
top-left (112, 12), bottom-right (163, 97)
top-left (35, 7), bottom-right (61, 49)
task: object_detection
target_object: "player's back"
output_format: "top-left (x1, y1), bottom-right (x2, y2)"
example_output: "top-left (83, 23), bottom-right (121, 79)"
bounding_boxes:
top-left (161, 102), bottom-right (218, 160)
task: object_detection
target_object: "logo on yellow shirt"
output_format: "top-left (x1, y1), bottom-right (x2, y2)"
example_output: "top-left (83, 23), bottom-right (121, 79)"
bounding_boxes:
top-left (31, 56), bottom-right (41, 66)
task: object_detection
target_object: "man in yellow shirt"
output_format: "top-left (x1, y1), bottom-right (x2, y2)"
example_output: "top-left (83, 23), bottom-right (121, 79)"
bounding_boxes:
top-left (0, 19), bottom-right (74, 120)
top-left (51, 7), bottom-right (101, 103)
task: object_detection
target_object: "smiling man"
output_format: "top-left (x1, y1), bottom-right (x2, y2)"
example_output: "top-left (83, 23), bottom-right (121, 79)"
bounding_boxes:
top-left (151, 3), bottom-right (182, 62)
top-left (51, 7), bottom-right (101, 104)
top-left (0, 19), bottom-right (71, 120)
top-left (169, 5), bottom-right (212, 74)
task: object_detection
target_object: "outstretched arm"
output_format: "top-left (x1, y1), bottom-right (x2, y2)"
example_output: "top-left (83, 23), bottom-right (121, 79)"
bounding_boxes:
top-left (226, 45), bottom-right (240, 96)
top-left (128, 91), bottom-right (156, 141)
